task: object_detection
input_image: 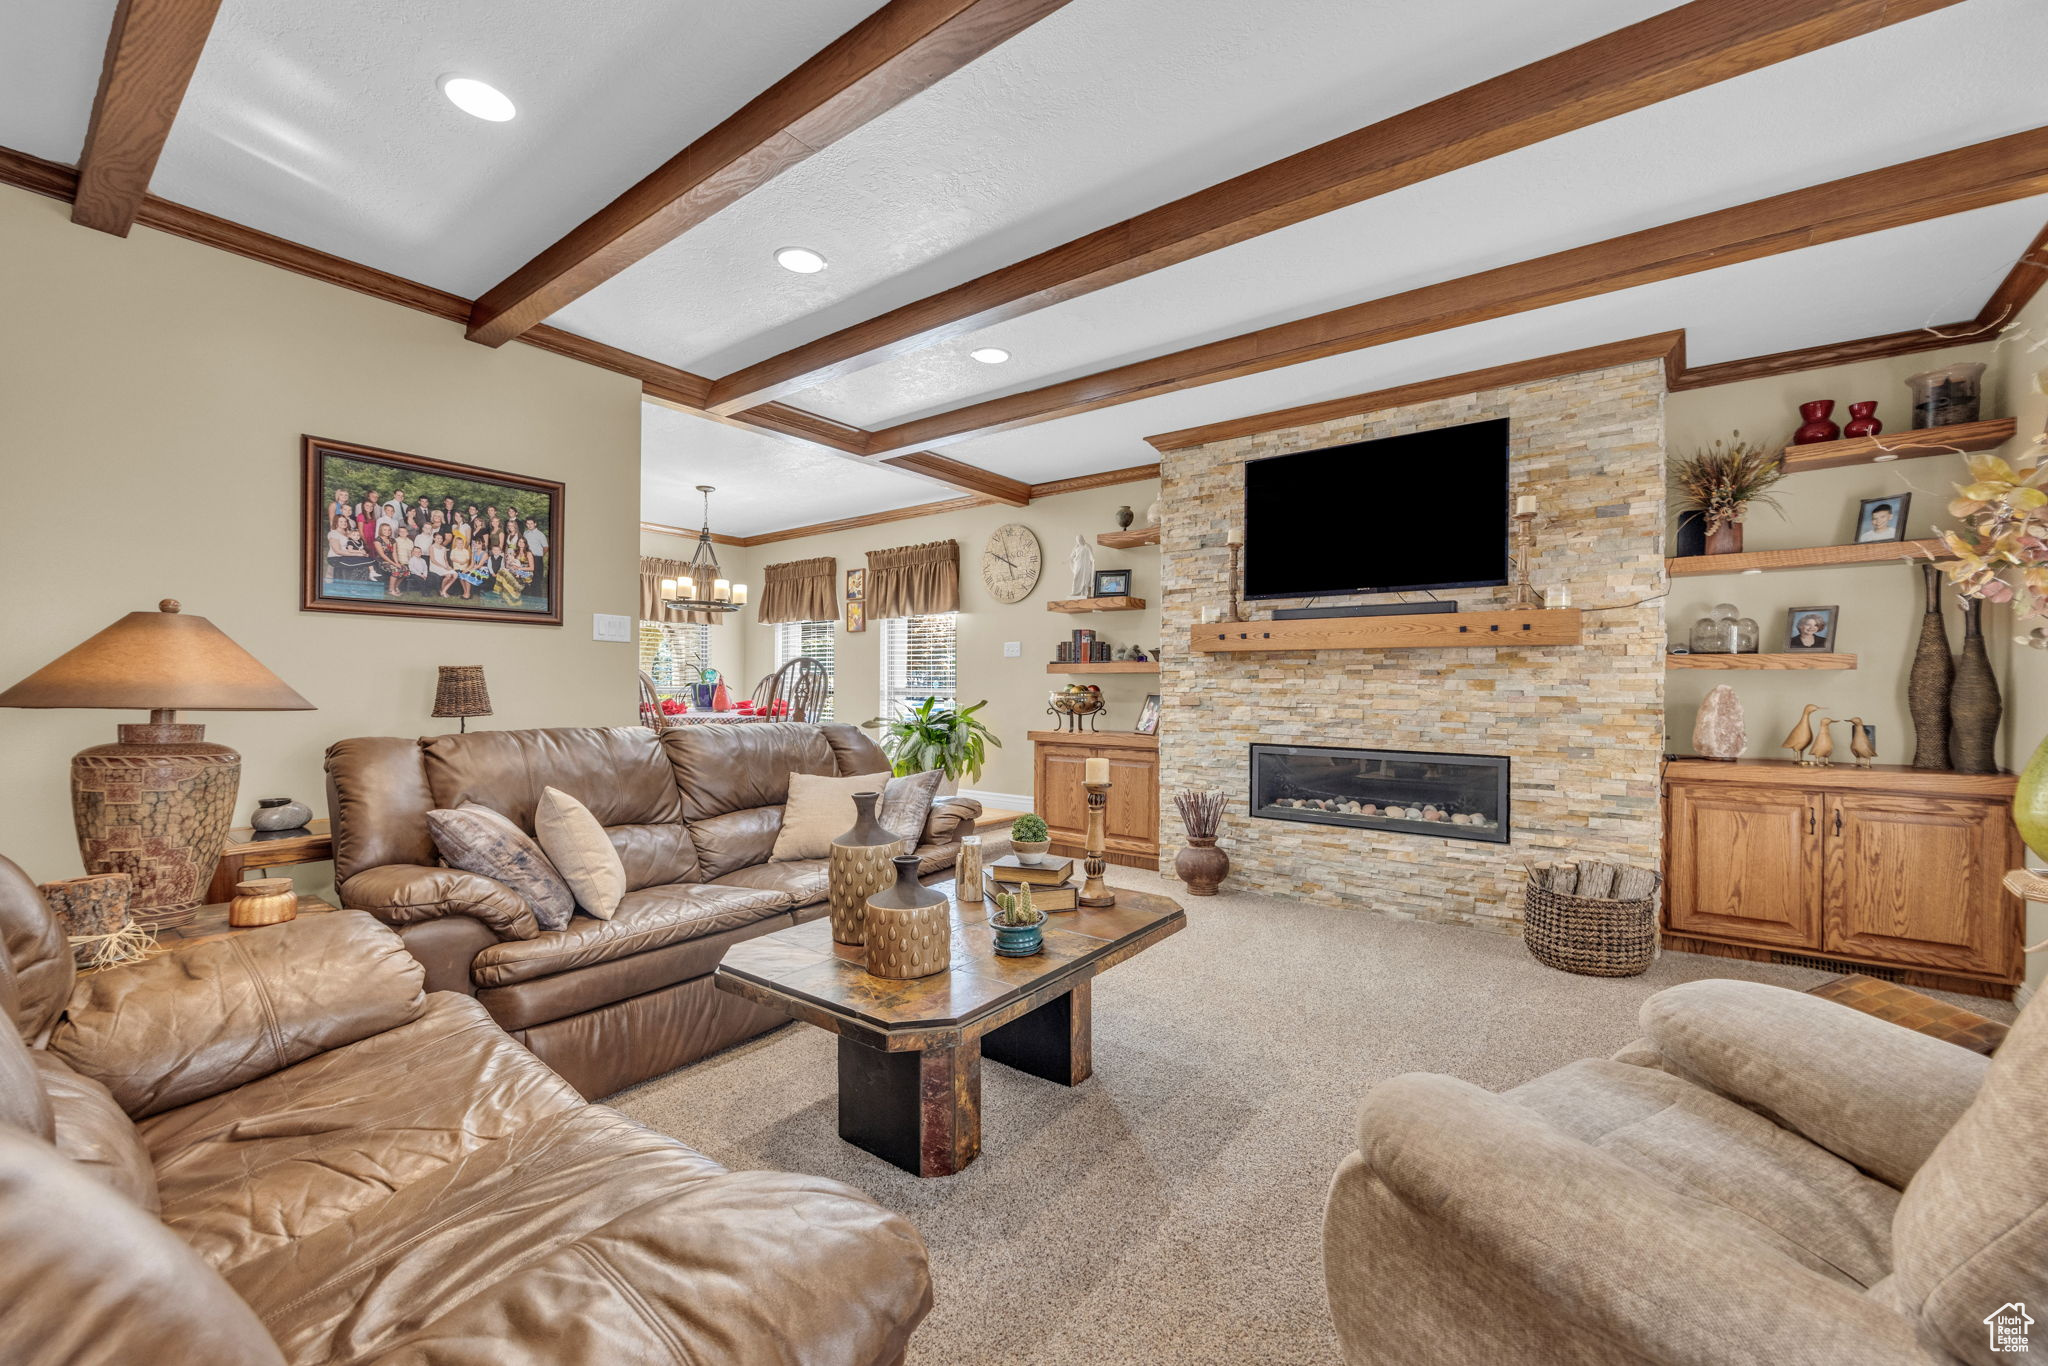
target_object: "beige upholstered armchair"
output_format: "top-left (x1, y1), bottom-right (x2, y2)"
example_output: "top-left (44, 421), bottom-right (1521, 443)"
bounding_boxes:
top-left (1324, 978), bottom-right (2045, 1365)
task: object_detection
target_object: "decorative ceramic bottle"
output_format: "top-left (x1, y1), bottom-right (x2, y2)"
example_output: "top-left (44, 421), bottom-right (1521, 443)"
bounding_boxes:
top-left (863, 854), bottom-right (952, 980)
top-left (1842, 401), bottom-right (1882, 438)
top-left (1908, 565), bottom-right (1954, 770)
top-left (1793, 399), bottom-right (1839, 444)
top-left (828, 791), bottom-right (900, 945)
top-left (1949, 598), bottom-right (2002, 775)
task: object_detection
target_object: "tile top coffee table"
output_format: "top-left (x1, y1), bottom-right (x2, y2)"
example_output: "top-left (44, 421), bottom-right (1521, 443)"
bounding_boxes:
top-left (715, 880), bottom-right (1185, 1176)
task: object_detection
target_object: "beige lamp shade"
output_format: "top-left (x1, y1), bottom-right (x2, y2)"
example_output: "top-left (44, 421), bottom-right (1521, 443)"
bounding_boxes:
top-left (0, 600), bottom-right (312, 712)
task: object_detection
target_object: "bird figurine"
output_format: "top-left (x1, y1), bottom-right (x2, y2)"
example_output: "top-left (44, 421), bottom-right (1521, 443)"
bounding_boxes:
top-left (1781, 703), bottom-right (1821, 764)
top-left (1845, 717), bottom-right (1877, 768)
top-left (1809, 718), bottom-right (1837, 767)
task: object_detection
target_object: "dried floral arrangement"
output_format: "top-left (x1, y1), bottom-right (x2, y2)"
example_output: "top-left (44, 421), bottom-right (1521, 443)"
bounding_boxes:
top-left (1943, 432), bottom-right (2048, 649)
top-left (1669, 434), bottom-right (1787, 535)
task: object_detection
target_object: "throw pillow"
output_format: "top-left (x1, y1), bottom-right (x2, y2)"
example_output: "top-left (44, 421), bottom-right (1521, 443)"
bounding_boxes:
top-left (878, 768), bottom-right (943, 848)
top-left (771, 770), bottom-right (893, 862)
top-left (533, 787), bottom-right (627, 920)
top-left (427, 803), bottom-right (575, 931)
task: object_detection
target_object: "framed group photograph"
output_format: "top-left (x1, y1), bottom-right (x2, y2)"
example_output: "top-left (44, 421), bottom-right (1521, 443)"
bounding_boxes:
top-left (301, 436), bottom-right (563, 625)
top-left (1093, 568), bottom-right (1132, 598)
top-left (1785, 605), bottom-right (1839, 652)
top-left (1855, 493), bottom-right (1911, 543)
top-left (846, 567), bottom-right (866, 600)
top-left (1134, 693), bottom-right (1161, 735)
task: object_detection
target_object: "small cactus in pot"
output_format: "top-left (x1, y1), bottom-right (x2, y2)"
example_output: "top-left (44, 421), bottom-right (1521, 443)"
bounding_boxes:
top-left (988, 883), bottom-right (1046, 956)
top-left (1010, 813), bottom-right (1051, 865)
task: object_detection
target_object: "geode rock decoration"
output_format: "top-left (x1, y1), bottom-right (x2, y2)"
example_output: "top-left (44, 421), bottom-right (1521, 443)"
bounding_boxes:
top-left (250, 796), bottom-right (313, 831)
top-left (1692, 685), bottom-right (1746, 760)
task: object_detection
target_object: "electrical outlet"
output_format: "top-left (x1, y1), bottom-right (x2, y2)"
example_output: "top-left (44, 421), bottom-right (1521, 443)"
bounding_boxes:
top-left (592, 613), bottom-right (632, 642)
top-left (1003, 641), bottom-right (1022, 658)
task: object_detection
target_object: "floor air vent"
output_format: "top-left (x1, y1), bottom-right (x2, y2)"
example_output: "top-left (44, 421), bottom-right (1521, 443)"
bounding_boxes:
top-left (1769, 951), bottom-right (1902, 982)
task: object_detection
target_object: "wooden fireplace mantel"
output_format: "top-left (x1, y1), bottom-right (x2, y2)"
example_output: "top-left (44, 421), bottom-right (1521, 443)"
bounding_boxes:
top-left (1189, 608), bottom-right (1582, 653)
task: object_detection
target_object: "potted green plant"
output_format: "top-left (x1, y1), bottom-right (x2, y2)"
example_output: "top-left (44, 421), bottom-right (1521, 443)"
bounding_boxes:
top-left (867, 697), bottom-right (1000, 793)
top-left (1010, 813), bottom-right (1050, 865)
top-left (988, 884), bottom-right (1046, 957)
top-left (1671, 434), bottom-right (1786, 555)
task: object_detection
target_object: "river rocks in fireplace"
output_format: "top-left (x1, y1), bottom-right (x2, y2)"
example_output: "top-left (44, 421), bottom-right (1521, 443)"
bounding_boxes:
top-left (1253, 744), bottom-right (1510, 844)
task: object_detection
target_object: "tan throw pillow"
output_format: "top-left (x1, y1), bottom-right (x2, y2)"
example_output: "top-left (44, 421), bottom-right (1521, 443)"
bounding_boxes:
top-left (772, 770), bottom-right (893, 862)
top-left (534, 787), bottom-right (627, 920)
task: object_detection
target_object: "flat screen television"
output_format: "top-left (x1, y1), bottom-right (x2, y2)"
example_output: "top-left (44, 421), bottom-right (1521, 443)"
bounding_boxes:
top-left (1242, 417), bottom-right (1509, 600)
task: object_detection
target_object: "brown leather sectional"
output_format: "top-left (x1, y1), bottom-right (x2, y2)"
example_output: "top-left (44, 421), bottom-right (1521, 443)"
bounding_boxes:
top-left (325, 721), bottom-right (980, 1097)
top-left (0, 853), bottom-right (931, 1364)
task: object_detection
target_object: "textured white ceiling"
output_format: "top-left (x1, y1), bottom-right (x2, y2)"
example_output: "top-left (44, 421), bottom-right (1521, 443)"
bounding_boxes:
top-left (0, 0), bottom-right (119, 164)
top-left (641, 403), bottom-right (941, 537)
top-left (939, 196), bottom-right (2048, 484)
top-left (551, 0), bottom-right (1682, 372)
top-left (145, 0), bottom-right (887, 297)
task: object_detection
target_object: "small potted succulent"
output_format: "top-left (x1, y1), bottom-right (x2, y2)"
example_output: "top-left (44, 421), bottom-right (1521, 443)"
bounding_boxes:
top-left (1010, 813), bottom-right (1051, 865)
top-left (988, 884), bottom-right (1046, 957)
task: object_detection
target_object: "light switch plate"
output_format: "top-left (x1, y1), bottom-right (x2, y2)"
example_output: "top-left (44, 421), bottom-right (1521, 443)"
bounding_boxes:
top-left (592, 613), bottom-right (632, 642)
top-left (1003, 641), bottom-right (1022, 658)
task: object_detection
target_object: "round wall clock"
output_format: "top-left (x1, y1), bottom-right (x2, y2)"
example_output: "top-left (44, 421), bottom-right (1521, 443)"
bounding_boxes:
top-left (981, 522), bottom-right (1042, 604)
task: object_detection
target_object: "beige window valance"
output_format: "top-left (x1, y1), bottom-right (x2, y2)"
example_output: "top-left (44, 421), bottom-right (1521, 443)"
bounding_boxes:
top-left (639, 556), bottom-right (723, 627)
top-left (756, 556), bottom-right (838, 624)
top-left (867, 540), bottom-right (960, 619)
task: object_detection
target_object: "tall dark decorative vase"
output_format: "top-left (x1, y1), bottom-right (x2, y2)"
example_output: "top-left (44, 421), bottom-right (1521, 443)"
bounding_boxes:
top-left (828, 791), bottom-right (900, 945)
top-left (1908, 565), bottom-right (1954, 770)
top-left (1949, 598), bottom-right (2002, 775)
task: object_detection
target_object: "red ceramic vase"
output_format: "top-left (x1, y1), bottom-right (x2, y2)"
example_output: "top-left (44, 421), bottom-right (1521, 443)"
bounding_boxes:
top-left (1842, 401), bottom-right (1882, 439)
top-left (1793, 400), bottom-right (1839, 445)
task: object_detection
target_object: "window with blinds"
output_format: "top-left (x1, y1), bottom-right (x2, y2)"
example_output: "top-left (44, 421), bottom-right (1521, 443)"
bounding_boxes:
top-left (773, 619), bottom-right (837, 720)
top-left (637, 622), bottom-right (711, 696)
top-left (879, 612), bottom-right (958, 719)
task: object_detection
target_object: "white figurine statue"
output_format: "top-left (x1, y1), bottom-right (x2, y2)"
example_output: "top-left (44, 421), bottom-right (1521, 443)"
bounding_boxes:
top-left (1070, 534), bottom-right (1095, 597)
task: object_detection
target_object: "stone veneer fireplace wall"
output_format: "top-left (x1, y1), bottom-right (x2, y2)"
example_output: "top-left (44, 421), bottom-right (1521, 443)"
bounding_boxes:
top-left (1156, 358), bottom-right (1667, 933)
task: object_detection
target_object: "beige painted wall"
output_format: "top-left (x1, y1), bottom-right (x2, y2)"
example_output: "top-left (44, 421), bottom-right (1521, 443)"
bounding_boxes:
top-left (1664, 339), bottom-right (2005, 763)
top-left (698, 485), bottom-right (1163, 801)
top-left (0, 185), bottom-right (644, 894)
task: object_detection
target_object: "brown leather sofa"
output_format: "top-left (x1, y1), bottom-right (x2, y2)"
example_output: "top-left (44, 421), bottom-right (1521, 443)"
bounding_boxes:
top-left (326, 721), bottom-right (980, 1097)
top-left (0, 854), bottom-right (931, 1365)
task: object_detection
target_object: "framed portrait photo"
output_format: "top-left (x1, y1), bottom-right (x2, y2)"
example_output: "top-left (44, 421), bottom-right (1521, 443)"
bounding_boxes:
top-left (1855, 492), bottom-right (1911, 544)
top-left (1092, 568), bottom-right (1132, 598)
top-left (1785, 605), bottom-right (1839, 653)
top-left (845, 567), bottom-right (866, 600)
top-left (846, 600), bottom-right (866, 633)
top-left (1134, 693), bottom-right (1161, 735)
top-left (301, 436), bottom-right (563, 625)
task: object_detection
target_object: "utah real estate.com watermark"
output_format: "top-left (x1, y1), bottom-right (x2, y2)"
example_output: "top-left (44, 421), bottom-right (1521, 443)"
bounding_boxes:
top-left (1987, 1303), bottom-right (2034, 1354)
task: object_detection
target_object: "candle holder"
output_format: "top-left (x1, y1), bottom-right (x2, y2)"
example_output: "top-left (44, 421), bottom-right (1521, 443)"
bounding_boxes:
top-left (1080, 780), bottom-right (1116, 907)
top-left (1507, 508), bottom-right (1541, 610)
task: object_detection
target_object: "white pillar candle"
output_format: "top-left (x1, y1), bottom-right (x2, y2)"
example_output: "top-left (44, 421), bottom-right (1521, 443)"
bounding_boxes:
top-left (1084, 756), bottom-right (1110, 784)
top-left (713, 578), bottom-right (731, 601)
top-left (660, 578), bottom-right (678, 596)
top-left (732, 583), bottom-right (748, 606)
top-left (677, 576), bottom-right (695, 597)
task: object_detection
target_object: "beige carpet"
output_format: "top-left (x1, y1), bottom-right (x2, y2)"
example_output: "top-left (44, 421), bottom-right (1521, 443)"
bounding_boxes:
top-left (611, 868), bottom-right (2013, 1366)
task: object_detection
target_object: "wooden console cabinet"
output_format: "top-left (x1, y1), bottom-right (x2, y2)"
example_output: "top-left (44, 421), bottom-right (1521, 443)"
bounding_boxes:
top-left (1663, 760), bottom-right (2024, 998)
top-left (1030, 730), bottom-right (1159, 870)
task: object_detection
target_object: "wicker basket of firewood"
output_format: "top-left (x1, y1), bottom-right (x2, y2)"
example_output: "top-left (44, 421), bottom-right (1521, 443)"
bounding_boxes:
top-left (1523, 861), bottom-right (1661, 977)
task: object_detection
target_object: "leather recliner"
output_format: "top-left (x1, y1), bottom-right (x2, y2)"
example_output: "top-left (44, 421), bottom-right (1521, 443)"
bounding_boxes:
top-left (326, 721), bottom-right (980, 1097)
top-left (0, 854), bottom-right (931, 1365)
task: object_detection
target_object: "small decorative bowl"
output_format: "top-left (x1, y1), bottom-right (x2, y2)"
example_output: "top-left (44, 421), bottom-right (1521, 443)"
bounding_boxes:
top-left (987, 907), bottom-right (1048, 957)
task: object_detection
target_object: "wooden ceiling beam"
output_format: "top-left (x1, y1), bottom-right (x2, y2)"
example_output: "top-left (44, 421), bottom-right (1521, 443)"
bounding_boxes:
top-left (861, 127), bottom-right (2048, 455)
top-left (705, 0), bottom-right (1966, 413)
top-left (72, 0), bottom-right (223, 236)
top-left (466, 0), bottom-right (1074, 348)
top-left (1976, 215), bottom-right (2048, 331)
top-left (881, 451), bottom-right (1030, 505)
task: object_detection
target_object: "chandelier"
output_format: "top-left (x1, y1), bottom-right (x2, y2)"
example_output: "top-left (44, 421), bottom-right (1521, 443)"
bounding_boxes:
top-left (661, 485), bottom-right (747, 614)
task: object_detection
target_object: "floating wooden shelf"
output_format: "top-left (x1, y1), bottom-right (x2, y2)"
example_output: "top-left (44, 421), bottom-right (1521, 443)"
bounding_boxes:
top-left (1779, 418), bottom-right (2015, 473)
top-left (1668, 538), bottom-right (1949, 577)
top-left (1096, 526), bottom-right (1159, 549)
top-left (1666, 652), bottom-right (1857, 670)
top-left (1047, 660), bottom-right (1159, 673)
top-left (1190, 609), bottom-right (1582, 653)
top-left (1047, 595), bottom-right (1147, 613)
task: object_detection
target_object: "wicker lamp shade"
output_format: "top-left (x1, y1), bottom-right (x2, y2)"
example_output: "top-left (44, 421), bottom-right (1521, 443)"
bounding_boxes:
top-left (432, 666), bottom-right (493, 724)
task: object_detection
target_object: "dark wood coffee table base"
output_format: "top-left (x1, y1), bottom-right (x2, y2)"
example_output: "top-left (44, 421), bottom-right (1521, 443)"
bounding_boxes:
top-left (717, 887), bottom-right (1180, 1177)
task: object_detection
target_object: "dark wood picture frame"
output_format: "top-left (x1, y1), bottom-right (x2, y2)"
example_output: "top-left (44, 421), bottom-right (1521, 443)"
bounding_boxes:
top-left (301, 435), bottom-right (565, 626)
top-left (1134, 693), bottom-right (1161, 735)
top-left (1093, 568), bottom-right (1131, 597)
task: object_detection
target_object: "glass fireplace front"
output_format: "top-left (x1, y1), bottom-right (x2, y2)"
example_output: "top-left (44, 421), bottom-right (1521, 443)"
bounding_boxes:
top-left (1249, 743), bottom-right (1510, 844)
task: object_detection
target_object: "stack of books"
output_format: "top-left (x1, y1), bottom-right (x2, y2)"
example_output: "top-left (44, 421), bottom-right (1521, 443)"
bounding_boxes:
top-left (985, 853), bottom-right (1079, 911)
top-left (1054, 629), bottom-right (1112, 663)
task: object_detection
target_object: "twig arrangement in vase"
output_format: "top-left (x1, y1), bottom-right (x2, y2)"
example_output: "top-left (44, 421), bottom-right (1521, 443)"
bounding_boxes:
top-left (1670, 434), bottom-right (1786, 556)
top-left (1173, 789), bottom-right (1229, 897)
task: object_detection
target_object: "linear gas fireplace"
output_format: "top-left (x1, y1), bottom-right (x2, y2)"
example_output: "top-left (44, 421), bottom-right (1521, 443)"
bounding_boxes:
top-left (1250, 744), bottom-right (1510, 844)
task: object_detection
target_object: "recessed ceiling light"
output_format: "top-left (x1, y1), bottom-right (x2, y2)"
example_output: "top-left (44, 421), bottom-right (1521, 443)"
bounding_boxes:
top-left (970, 347), bottom-right (1011, 364)
top-left (439, 75), bottom-right (516, 122)
top-left (775, 247), bottom-right (827, 274)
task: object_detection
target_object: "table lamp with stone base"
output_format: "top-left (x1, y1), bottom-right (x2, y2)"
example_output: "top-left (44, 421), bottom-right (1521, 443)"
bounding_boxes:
top-left (0, 600), bottom-right (314, 929)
